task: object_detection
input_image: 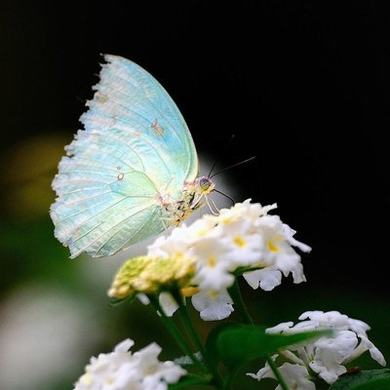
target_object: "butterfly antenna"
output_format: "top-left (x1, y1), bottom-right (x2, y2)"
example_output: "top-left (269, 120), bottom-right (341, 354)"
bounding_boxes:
top-left (208, 156), bottom-right (219, 178)
top-left (214, 189), bottom-right (235, 205)
top-left (208, 134), bottom-right (236, 177)
top-left (210, 156), bottom-right (256, 178)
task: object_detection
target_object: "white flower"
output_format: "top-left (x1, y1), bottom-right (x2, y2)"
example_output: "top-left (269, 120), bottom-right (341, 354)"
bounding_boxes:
top-left (207, 200), bottom-right (278, 229)
top-left (191, 289), bottom-right (234, 321)
top-left (132, 343), bottom-right (185, 390)
top-left (248, 311), bottom-right (386, 388)
top-left (243, 214), bottom-right (309, 291)
top-left (221, 232), bottom-right (264, 269)
top-left (158, 292), bottom-right (179, 317)
top-left (74, 338), bottom-right (186, 390)
top-left (137, 293), bottom-right (179, 318)
top-left (185, 217), bottom-right (218, 239)
top-left (203, 200), bottom-right (310, 292)
top-left (147, 224), bottom-right (193, 259)
top-left (243, 267), bottom-right (282, 291)
top-left (191, 236), bottom-right (234, 291)
top-left (248, 361), bottom-right (315, 390)
top-left (146, 199), bottom-right (310, 321)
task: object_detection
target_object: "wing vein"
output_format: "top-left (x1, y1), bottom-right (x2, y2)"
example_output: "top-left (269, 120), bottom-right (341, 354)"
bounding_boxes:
top-left (91, 129), bottom-right (171, 178)
top-left (94, 206), bottom-right (159, 256)
top-left (98, 72), bottom-right (187, 150)
top-left (73, 204), bottom-right (155, 257)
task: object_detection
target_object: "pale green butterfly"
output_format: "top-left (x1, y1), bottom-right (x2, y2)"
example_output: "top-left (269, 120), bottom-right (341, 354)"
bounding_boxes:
top-left (50, 54), bottom-right (215, 258)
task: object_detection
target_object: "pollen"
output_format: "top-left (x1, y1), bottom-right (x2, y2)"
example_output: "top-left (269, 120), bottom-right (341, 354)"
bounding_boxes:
top-left (221, 216), bottom-right (235, 225)
top-left (207, 256), bottom-right (217, 268)
top-left (208, 290), bottom-right (219, 299)
top-left (181, 286), bottom-right (199, 297)
top-left (267, 240), bottom-right (279, 253)
top-left (173, 250), bottom-right (184, 258)
top-left (195, 228), bottom-right (208, 237)
top-left (233, 235), bottom-right (246, 248)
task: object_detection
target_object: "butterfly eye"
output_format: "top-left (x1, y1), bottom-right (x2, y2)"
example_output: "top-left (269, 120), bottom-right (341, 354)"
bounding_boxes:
top-left (199, 177), bottom-right (211, 191)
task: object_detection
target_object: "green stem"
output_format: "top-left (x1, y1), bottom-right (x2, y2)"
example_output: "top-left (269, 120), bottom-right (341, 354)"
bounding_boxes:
top-left (178, 297), bottom-right (205, 356)
top-left (266, 356), bottom-right (290, 390)
top-left (223, 366), bottom-right (240, 390)
top-left (228, 278), bottom-right (254, 325)
top-left (173, 292), bottom-right (224, 388)
top-left (228, 278), bottom-right (290, 390)
top-left (148, 295), bottom-right (203, 370)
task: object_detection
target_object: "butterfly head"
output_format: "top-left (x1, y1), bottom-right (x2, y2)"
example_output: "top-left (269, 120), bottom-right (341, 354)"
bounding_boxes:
top-left (197, 176), bottom-right (215, 195)
top-left (186, 176), bottom-right (215, 212)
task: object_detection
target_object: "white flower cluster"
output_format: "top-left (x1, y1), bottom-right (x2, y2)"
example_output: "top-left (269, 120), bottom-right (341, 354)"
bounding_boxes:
top-left (248, 311), bottom-right (386, 389)
top-left (148, 199), bottom-right (311, 321)
top-left (74, 338), bottom-right (186, 390)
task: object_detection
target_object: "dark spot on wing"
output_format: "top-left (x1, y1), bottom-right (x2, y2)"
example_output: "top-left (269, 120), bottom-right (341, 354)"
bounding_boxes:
top-left (151, 119), bottom-right (164, 136)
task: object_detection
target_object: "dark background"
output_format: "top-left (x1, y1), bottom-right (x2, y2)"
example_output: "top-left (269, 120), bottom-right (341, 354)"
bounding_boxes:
top-left (1, 2), bottom-right (389, 389)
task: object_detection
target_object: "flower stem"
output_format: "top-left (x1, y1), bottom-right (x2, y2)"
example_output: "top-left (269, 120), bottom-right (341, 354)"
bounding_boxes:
top-left (228, 278), bottom-right (254, 325)
top-left (266, 356), bottom-right (290, 390)
top-left (177, 296), bottom-right (205, 356)
top-left (228, 278), bottom-right (290, 390)
top-left (173, 292), bottom-right (224, 388)
top-left (148, 295), bottom-right (203, 370)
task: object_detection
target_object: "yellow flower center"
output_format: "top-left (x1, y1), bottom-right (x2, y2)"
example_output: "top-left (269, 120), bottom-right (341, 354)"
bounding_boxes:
top-left (233, 235), bottom-right (246, 248)
top-left (208, 290), bottom-right (219, 299)
top-left (180, 286), bottom-right (199, 297)
top-left (221, 216), bottom-right (235, 225)
top-left (173, 250), bottom-right (184, 258)
top-left (207, 256), bottom-right (217, 267)
top-left (267, 239), bottom-right (279, 253)
top-left (195, 228), bottom-right (209, 237)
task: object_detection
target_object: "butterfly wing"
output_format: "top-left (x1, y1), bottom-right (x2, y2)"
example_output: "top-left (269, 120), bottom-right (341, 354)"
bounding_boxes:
top-left (51, 55), bottom-right (198, 258)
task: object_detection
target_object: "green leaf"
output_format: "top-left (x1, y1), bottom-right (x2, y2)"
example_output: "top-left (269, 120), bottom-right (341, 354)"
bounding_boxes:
top-left (206, 324), bottom-right (331, 368)
top-left (205, 323), bottom-right (236, 366)
top-left (329, 369), bottom-right (390, 390)
top-left (168, 373), bottom-right (212, 389)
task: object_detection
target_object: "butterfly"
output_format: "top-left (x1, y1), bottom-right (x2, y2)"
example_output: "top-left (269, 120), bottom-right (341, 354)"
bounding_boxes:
top-left (50, 55), bottom-right (215, 258)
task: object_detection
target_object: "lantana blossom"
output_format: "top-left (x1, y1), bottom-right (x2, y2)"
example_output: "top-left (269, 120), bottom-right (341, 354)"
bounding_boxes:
top-left (248, 361), bottom-right (315, 390)
top-left (73, 338), bottom-right (186, 390)
top-left (191, 289), bottom-right (234, 321)
top-left (109, 200), bottom-right (310, 321)
top-left (147, 199), bottom-right (310, 320)
top-left (247, 311), bottom-right (386, 387)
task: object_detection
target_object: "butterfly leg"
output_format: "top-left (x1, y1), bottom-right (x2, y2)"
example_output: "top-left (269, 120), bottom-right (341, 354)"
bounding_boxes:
top-left (205, 196), bottom-right (219, 216)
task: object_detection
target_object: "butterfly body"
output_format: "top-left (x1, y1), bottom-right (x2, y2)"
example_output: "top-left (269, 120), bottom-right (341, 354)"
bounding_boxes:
top-left (160, 176), bottom-right (215, 226)
top-left (51, 55), bottom-right (213, 258)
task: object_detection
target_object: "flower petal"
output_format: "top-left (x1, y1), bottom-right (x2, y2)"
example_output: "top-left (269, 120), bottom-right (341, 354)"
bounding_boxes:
top-left (191, 290), bottom-right (234, 321)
